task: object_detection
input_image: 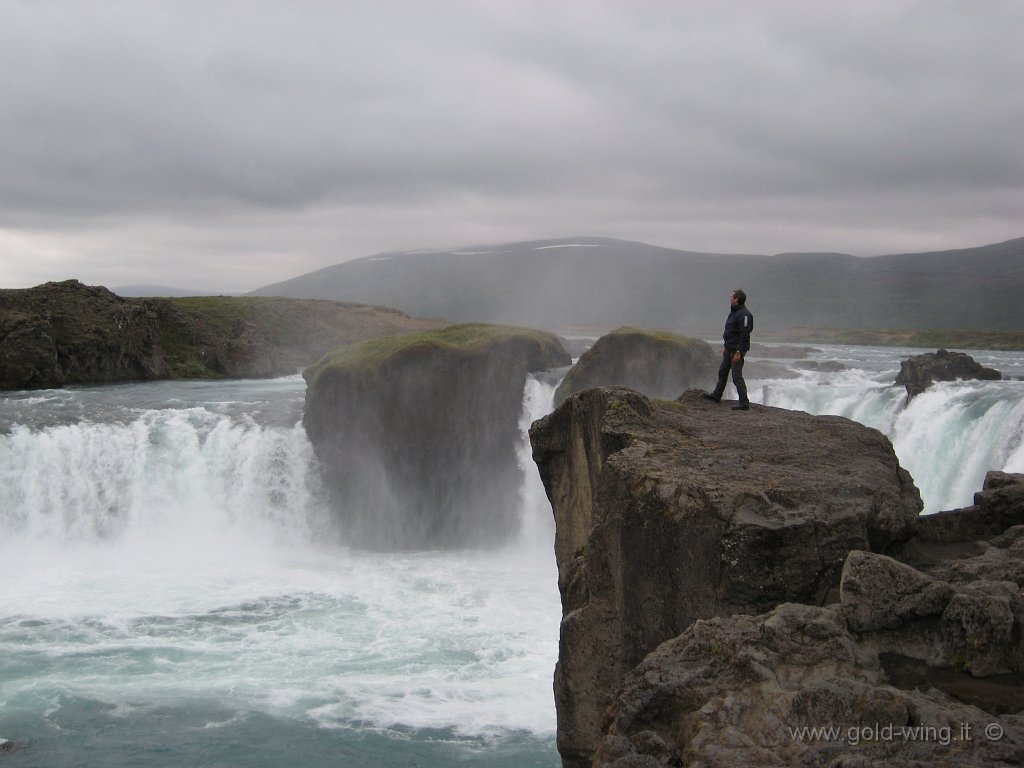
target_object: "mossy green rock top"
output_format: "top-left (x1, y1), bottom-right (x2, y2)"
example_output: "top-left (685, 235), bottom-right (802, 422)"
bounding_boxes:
top-left (554, 326), bottom-right (716, 406)
top-left (304, 322), bottom-right (568, 388)
top-left (302, 323), bottom-right (569, 549)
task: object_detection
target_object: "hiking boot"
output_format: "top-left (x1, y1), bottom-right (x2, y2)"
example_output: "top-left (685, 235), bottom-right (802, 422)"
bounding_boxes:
top-left (701, 393), bottom-right (721, 403)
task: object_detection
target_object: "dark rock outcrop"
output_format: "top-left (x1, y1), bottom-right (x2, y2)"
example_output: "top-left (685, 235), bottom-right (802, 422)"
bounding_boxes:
top-left (304, 323), bottom-right (570, 549)
top-left (896, 348), bottom-right (1002, 398)
top-left (0, 280), bottom-right (442, 389)
top-left (553, 327), bottom-right (717, 407)
top-left (529, 388), bottom-right (922, 766)
top-left (0, 280), bottom-right (168, 389)
top-left (594, 474), bottom-right (1024, 767)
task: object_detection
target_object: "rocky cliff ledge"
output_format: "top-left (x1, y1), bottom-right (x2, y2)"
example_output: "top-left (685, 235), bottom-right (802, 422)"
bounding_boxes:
top-left (532, 391), bottom-right (1003, 768)
top-left (554, 327), bottom-right (717, 407)
top-left (0, 280), bottom-right (441, 389)
top-left (304, 323), bottom-right (569, 549)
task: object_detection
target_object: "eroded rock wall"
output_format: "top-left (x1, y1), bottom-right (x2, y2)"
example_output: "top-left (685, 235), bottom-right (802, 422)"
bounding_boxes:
top-left (530, 388), bottom-right (923, 766)
top-left (595, 474), bottom-right (1024, 766)
top-left (305, 324), bottom-right (570, 549)
top-left (0, 281), bottom-right (168, 389)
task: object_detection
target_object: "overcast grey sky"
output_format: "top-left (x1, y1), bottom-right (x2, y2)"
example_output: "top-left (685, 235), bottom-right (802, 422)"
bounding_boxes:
top-left (1, 0), bottom-right (1021, 292)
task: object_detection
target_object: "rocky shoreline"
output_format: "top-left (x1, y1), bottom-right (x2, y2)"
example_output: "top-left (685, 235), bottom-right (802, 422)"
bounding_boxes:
top-left (0, 280), bottom-right (442, 389)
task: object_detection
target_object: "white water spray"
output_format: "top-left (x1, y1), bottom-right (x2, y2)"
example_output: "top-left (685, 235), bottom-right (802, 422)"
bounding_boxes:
top-left (755, 362), bottom-right (1024, 513)
top-left (515, 373), bottom-right (559, 548)
top-left (0, 377), bottom-right (562, 756)
top-left (0, 408), bottom-right (329, 547)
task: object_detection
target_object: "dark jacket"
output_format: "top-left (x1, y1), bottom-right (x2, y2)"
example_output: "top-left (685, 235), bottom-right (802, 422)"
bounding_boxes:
top-left (723, 304), bottom-right (753, 353)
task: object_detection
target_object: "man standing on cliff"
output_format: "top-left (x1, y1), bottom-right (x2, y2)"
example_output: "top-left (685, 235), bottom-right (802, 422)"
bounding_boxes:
top-left (703, 289), bottom-right (753, 410)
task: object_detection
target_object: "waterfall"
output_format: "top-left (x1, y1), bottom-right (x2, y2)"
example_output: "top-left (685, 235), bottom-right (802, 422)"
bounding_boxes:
top-left (756, 364), bottom-right (1024, 513)
top-left (0, 378), bottom-right (562, 767)
top-left (0, 370), bottom-right (565, 552)
top-left (0, 405), bottom-right (330, 547)
top-left (515, 372), bottom-right (560, 548)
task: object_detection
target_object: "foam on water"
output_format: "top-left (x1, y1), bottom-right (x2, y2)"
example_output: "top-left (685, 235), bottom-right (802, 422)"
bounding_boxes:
top-left (0, 375), bottom-right (563, 765)
top-left (3, 352), bottom-right (1021, 764)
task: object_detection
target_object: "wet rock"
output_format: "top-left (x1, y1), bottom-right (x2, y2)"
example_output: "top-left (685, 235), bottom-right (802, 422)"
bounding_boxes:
top-left (895, 348), bottom-right (1002, 398)
top-left (305, 323), bottom-right (569, 549)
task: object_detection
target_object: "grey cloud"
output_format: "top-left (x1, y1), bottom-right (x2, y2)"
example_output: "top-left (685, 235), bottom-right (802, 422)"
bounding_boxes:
top-left (0, 0), bottom-right (1021, 291)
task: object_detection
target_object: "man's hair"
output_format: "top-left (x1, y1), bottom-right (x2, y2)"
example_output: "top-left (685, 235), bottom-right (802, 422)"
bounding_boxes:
top-left (732, 289), bottom-right (747, 305)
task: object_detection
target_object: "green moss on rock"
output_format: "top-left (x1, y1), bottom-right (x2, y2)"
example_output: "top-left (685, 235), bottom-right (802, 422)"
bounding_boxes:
top-left (305, 323), bottom-right (568, 388)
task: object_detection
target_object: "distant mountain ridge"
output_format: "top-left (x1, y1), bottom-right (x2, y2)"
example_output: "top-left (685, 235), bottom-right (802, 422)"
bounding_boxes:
top-left (252, 236), bottom-right (1024, 333)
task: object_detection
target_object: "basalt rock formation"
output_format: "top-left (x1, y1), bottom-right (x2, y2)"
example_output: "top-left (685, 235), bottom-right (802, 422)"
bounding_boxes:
top-left (0, 280), bottom-right (167, 389)
top-left (530, 388), bottom-right (922, 766)
top-left (896, 348), bottom-right (1002, 398)
top-left (553, 327), bottom-right (716, 407)
top-left (595, 473), bottom-right (1024, 767)
top-left (0, 280), bottom-right (442, 389)
top-left (530, 387), bottom-right (1024, 767)
top-left (304, 323), bottom-right (569, 549)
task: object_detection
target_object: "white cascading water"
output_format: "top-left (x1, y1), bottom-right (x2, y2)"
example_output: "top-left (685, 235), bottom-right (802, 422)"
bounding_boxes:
top-left (516, 372), bottom-right (561, 548)
top-left (0, 411), bottom-right (328, 546)
top-left (1, 355), bottom-right (1020, 766)
top-left (0, 374), bottom-right (564, 767)
top-left (751, 350), bottom-right (1024, 513)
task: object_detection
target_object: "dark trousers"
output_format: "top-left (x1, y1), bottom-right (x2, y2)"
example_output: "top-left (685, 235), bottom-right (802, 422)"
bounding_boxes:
top-left (712, 349), bottom-right (748, 404)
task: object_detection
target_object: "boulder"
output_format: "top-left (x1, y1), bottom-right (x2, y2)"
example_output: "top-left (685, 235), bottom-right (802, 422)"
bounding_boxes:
top-left (305, 323), bottom-right (569, 549)
top-left (529, 388), bottom-right (922, 766)
top-left (895, 348), bottom-right (1002, 398)
top-left (596, 593), bottom-right (1023, 767)
top-left (553, 327), bottom-right (717, 407)
top-left (595, 490), bottom-right (1024, 767)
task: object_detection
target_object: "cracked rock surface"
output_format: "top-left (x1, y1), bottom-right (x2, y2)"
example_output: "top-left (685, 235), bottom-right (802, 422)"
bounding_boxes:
top-left (596, 516), bottom-right (1023, 767)
top-left (530, 388), bottom-right (924, 766)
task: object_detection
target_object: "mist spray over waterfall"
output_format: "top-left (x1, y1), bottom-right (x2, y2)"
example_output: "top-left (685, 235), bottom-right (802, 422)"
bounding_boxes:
top-left (517, 372), bottom-right (561, 548)
top-left (0, 374), bottom-right (563, 767)
top-left (1, 350), bottom-right (1020, 766)
top-left (0, 412), bottom-right (329, 546)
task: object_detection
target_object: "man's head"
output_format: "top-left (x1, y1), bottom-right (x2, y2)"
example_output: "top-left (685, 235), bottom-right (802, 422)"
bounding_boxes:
top-left (731, 289), bottom-right (746, 307)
